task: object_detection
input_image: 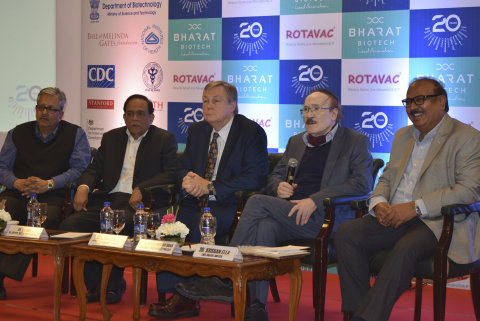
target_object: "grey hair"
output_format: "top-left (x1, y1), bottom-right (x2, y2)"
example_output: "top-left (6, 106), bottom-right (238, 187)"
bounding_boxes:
top-left (37, 87), bottom-right (67, 111)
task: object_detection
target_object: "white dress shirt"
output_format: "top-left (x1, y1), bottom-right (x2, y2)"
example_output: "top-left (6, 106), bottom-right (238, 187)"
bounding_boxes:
top-left (369, 117), bottom-right (446, 218)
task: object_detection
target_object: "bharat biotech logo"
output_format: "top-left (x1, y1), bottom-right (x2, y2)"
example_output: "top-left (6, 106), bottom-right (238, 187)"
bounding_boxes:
top-left (178, 107), bottom-right (203, 134)
top-left (424, 14), bottom-right (467, 53)
top-left (87, 65), bottom-right (115, 88)
top-left (354, 111), bottom-right (394, 149)
top-left (177, 0), bottom-right (211, 15)
top-left (87, 99), bottom-right (114, 109)
top-left (349, 17), bottom-right (402, 52)
top-left (173, 23), bottom-right (216, 54)
top-left (417, 63), bottom-right (474, 102)
top-left (227, 65), bottom-right (273, 100)
top-left (141, 24), bottom-right (163, 54)
top-left (142, 62), bottom-right (163, 92)
top-left (89, 0), bottom-right (100, 22)
top-left (291, 65), bottom-right (329, 98)
top-left (233, 22), bottom-right (267, 56)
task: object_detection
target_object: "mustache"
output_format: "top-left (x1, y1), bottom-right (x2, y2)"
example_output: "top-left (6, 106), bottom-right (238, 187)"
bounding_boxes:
top-left (305, 118), bottom-right (317, 124)
top-left (409, 108), bottom-right (424, 116)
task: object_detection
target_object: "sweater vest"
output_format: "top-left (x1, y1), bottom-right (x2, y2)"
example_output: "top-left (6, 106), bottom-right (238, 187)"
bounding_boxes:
top-left (11, 120), bottom-right (79, 182)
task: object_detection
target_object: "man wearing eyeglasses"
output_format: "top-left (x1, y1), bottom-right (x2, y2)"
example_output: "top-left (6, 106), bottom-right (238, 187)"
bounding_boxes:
top-left (172, 89), bottom-right (373, 321)
top-left (0, 87), bottom-right (90, 300)
top-left (59, 94), bottom-right (178, 305)
top-left (335, 77), bottom-right (480, 321)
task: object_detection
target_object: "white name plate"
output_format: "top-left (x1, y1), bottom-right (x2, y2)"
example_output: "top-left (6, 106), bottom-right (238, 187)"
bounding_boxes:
top-left (5, 226), bottom-right (48, 240)
top-left (88, 233), bottom-right (132, 249)
top-left (193, 244), bottom-right (243, 262)
top-left (136, 239), bottom-right (181, 255)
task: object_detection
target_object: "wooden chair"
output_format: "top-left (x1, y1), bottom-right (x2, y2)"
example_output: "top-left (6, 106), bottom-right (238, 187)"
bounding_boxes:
top-left (347, 200), bottom-right (480, 321)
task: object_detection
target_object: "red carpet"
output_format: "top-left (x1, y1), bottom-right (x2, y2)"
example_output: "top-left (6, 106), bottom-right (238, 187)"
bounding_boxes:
top-left (0, 255), bottom-right (476, 320)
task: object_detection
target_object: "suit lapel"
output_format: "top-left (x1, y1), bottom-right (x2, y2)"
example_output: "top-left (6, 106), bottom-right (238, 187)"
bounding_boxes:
top-left (321, 125), bottom-right (345, 189)
top-left (133, 127), bottom-right (153, 178)
top-left (417, 114), bottom-right (452, 180)
top-left (391, 132), bottom-right (415, 195)
top-left (217, 116), bottom-right (239, 179)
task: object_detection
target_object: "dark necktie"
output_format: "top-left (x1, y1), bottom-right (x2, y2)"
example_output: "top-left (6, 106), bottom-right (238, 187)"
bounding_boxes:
top-left (198, 132), bottom-right (219, 209)
top-left (307, 134), bottom-right (327, 147)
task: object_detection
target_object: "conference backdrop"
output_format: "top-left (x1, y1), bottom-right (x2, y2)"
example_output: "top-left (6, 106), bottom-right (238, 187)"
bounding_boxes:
top-left (81, 0), bottom-right (480, 173)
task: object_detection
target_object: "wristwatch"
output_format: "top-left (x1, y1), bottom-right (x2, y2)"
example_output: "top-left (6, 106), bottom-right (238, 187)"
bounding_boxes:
top-left (207, 181), bottom-right (214, 195)
top-left (414, 200), bottom-right (423, 217)
top-left (47, 180), bottom-right (54, 190)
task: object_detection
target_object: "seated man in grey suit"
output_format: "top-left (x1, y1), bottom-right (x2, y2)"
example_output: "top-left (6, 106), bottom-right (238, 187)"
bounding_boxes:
top-left (174, 89), bottom-right (374, 321)
top-left (334, 77), bottom-right (480, 321)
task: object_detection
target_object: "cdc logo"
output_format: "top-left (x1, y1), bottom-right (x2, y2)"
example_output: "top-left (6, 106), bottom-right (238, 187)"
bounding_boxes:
top-left (168, 102), bottom-right (204, 143)
top-left (87, 65), bottom-right (115, 88)
top-left (343, 106), bottom-right (407, 153)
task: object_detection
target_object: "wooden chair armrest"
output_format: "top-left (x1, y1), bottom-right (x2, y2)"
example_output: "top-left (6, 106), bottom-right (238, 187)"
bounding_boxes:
top-left (441, 202), bottom-right (480, 217)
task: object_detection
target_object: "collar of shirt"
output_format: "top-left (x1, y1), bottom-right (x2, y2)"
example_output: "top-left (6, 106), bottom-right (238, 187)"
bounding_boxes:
top-left (212, 114), bottom-right (234, 142)
top-left (413, 115), bottom-right (445, 145)
top-left (126, 127), bottom-right (149, 143)
top-left (302, 123), bottom-right (338, 148)
top-left (35, 123), bottom-right (59, 143)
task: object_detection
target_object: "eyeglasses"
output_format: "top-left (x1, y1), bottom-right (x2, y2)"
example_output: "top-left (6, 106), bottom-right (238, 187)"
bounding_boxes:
top-left (35, 105), bottom-right (61, 114)
top-left (401, 94), bottom-right (441, 108)
top-left (300, 107), bottom-right (334, 116)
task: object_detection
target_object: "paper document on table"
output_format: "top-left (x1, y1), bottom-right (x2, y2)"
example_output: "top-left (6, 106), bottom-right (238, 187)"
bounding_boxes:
top-left (50, 232), bottom-right (92, 238)
top-left (239, 246), bottom-right (310, 259)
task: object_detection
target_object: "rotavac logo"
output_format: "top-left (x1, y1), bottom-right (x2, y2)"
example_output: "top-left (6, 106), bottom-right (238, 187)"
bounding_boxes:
top-left (169, 0), bottom-right (221, 19)
top-left (410, 57), bottom-right (478, 107)
top-left (410, 7), bottom-right (480, 58)
top-left (343, 11), bottom-right (409, 59)
top-left (223, 60), bottom-right (279, 104)
top-left (87, 65), bottom-right (115, 88)
top-left (87, 33), bottom-right (137, 47)
top-left (279, 59), bottom-right (341, 104)
top-left (173, 74), bottom-right (216, 84)
top-left (167, 102), bottom-right (204, 144)
top-left (89, 0), bottom-right (100, 22)
top-left (223, 16), bottom-right (279, 60)
top-left (143, 62), bottom-right (163, 92)
top-left (348, 73), bottom-right (400, 84)
top-left (169, 19), bottom-right (222, 61)
top-left (141, 24), bottom-right (163, 54)
top-left (342, 0), bottom-right (409, 12)
top-left (87, 99), bottom-right (114, 109)
top-left (343, 106), bottom-right (407, 153)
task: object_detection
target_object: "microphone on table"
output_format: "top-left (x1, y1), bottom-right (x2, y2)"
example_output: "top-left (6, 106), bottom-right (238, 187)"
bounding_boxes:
top-left (285, 158), bottom-right (298, 185)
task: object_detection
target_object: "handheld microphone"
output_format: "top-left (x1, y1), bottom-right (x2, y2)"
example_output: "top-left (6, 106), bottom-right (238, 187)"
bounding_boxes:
top-left (285, 158), bottom-right (298, 185)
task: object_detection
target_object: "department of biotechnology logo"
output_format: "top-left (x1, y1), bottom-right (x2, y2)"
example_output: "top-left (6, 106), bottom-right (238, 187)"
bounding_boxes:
top-left (89, 119), bottom-right (94, 125)
top-left (89, 0), bottom-right (100, 22)
top-left (87, 65), bottom-right (115, 88)
top-left (143, 62), bottom-right (163, 92)
top-left (141, 25), bottom-right (164, 54)
top-left (424, 14), bottom-right (466, 53)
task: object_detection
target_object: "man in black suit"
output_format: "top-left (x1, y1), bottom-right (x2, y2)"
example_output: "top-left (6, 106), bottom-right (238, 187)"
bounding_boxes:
top-left (59, 94), bottom-right (178, 304)
top-left (149, 81), bottom-right (269, 319)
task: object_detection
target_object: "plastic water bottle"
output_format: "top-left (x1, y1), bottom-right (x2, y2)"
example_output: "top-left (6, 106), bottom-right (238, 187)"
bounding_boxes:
top-left (100, 202), bottom-right (114, 234)
top-left (200, 207), bottom-right (216, 245)
top-left (27, 194), bottom-right (39, 227)
top-left (133, 205), bottom-right (147, 243)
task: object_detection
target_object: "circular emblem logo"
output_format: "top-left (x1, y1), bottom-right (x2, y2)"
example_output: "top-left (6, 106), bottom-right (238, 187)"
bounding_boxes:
top-left (143, 62), bottom-right (163, 90)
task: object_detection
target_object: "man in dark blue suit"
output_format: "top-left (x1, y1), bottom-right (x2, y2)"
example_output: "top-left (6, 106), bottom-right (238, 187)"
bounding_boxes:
top-left (149, 81), bottom-right (269, 319)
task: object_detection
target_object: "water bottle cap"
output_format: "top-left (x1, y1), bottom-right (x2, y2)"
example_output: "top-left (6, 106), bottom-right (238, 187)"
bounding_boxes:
top-left (31, 194), bottom-right (36, 197)
top-left (104, 202), bottom-right (110, 206)
top-left (204, 207), bottom-right (210, 211)
top-left (137, 205), bottom-right (144, 209)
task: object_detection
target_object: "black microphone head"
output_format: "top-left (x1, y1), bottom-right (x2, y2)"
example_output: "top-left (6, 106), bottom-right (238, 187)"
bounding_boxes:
top-left (287, 158), bottom-right (298, 168)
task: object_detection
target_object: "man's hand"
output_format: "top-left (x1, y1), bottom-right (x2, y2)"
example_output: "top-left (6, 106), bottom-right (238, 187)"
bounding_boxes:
top-left (129, 187), bottom-right (144, 210)
top-left (14, 177), bottom-right (50, 196)
top-left (73, 185), bottom-right (89, 212)
top-left (373, 202), bottom-right (393, 226)
top-left (381, 202), bottom-right (417, 228)
top-left (182, 172), bottom-right (209, 197)
top-left (13, 179), bottom-right (29, 195)
top-left (277, 182), bottom-right (297, 199)
top-left (288, 198), bottom-right (317, 226)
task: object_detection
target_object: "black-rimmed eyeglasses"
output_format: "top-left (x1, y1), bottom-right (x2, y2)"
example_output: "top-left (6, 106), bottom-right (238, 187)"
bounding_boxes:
top-left (300, 107), bottom-right (334, 116)
top-left (35, 105), bottom-right (62, 114)
top-left (401, 94), bottom-right (441, 108)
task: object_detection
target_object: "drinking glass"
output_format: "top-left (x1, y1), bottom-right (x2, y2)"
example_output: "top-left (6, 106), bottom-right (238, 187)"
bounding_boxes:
top-left (199, 216), bottom-right (216, 245)
top-left (147, 213), bottom-right (161, 239)
top-left (34, 203), bottom-right (48, 227)
top-left (112, 210), bottom-right (126, 235)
